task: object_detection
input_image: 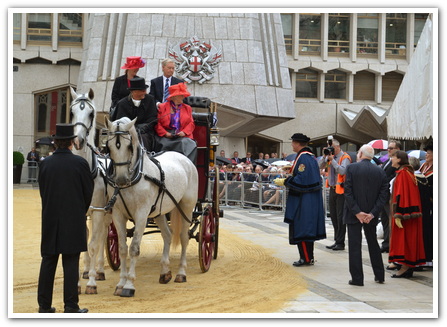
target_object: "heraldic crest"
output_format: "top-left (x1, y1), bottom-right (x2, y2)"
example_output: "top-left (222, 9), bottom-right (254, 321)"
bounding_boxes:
top-left (168, 36), bottom-right (223, 84)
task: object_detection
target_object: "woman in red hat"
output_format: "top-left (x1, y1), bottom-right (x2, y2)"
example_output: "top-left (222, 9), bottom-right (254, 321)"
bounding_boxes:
top-left (155, 83), bottom-right (196, 162)
top-left (111, 56), bottom-right (146, 109)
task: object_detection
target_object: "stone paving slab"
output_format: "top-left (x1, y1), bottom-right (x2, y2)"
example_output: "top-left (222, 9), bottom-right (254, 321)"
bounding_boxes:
top-left (219, 205), bottom-right (436, 317)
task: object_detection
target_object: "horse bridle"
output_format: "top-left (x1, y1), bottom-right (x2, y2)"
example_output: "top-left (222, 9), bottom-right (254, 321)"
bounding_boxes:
top-left (71, 96), bottom-right (95, 136)
top-left (107, 122), bottom-right (136, 173)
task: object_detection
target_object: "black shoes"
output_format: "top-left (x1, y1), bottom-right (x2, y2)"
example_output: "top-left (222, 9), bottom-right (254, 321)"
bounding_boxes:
top-left (38, 307), bottom-right (56, 313)
top-left (391, 268), bottom-right (414, 279)
top-left (386, 263), bottom-right (402, 270)
top-left (332, 245), bottom-right (345, 251)
top-left (374, 277), bottom-right (385, 284)
top-left (64, 307), bottom-right (89, 313)
top-left (348, 280), bottom-right (364, 286)
top-left (326, 243), bottom-right (336, 249)
top-left (293, 259), bottom-right (314, 267)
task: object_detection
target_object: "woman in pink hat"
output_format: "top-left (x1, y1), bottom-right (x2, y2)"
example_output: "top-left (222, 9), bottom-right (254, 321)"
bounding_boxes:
top-left (155, 83), bottom-right (196, 162)
top-left (111, 56), bottom-right (146, 109)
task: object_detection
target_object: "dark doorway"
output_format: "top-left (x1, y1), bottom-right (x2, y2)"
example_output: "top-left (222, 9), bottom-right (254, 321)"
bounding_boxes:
top-left (247, 135), bottom-right (280, 159)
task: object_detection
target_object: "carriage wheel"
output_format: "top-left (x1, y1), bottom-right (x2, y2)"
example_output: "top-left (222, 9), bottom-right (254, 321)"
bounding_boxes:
top-left (198, 205), bottom-right (215, 273)
top-left (106, 222), bottom-right (120, 271)
top-left (212, 210), bottom-right (219, 260)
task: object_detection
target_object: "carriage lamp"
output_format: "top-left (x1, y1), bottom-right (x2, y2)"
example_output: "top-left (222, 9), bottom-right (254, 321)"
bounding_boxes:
top-left (210, 127), bottom-right (220, 146)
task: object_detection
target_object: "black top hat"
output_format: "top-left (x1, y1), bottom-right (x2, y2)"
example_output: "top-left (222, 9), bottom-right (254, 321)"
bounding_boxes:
top-left (53, 124), bottom-right (76, 139)
top-left (290, 133), bottom-right (310, 142)
top-left (423, 143), bottom-right (433, 152)
top-left (128, 77), bottom-right (148, 90)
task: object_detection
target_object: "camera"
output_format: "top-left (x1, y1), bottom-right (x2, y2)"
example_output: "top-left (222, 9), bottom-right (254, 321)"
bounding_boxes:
top-left (323, 135), bottom-right (334, 156)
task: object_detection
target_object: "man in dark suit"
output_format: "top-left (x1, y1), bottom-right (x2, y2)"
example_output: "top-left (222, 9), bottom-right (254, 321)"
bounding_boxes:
top-left (242, 152), bottom-right (252, 164)
top-left (114, 77), bottom-right (158, 151)
top-left (37, 124), bottom-right (94, 313)
top-left (149, 58), bottom-right (183, 107)
top-left (379, 140), bottom-right (401, 253)
top-left (232, 151), bottom-right (241, 164)
top-left (343, 145), bottom-right (389, 286)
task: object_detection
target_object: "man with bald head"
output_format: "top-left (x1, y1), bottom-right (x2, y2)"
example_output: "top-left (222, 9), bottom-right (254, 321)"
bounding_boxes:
top-left (343, 145), bottom-right (389, 286)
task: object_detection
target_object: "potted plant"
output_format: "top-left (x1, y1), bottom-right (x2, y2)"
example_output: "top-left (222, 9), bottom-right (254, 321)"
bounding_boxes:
top-left (13, 151), bottom-right (25, 184)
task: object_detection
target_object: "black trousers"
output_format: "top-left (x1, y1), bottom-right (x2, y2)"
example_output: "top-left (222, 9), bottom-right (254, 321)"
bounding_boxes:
top-left (380, 193), bottom-right (391, 250)
top-left (328, 188), bottom-right (346, 246)
top-left (37, 253), bottom-right (80, 310)
top-left (347, 221), bottom-right (384, 283)
top-left (297, 241), bottom-right (314, 262)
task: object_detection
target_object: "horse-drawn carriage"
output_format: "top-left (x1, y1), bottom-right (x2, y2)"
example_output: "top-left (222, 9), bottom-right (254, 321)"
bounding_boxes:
top-left (70, 87), bottom-right (222, 297)
top-left (103, 96), bottom-right (222, 274)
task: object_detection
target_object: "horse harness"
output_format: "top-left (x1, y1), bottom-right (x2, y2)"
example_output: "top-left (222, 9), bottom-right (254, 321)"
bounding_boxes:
top-left (103, 124), bottom-right (192, 224)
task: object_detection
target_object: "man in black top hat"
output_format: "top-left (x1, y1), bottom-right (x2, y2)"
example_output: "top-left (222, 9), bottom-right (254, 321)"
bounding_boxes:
top-left (112, 77), bottom-right (158, 151)
top-left (37, 123), bottom-right (94, 313)
top-left (274, 133), bottom-right (326, 267)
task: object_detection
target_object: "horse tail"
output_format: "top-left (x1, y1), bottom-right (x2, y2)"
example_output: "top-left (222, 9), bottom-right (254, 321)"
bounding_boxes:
top-left (170, 208), bottom-right (182, 249)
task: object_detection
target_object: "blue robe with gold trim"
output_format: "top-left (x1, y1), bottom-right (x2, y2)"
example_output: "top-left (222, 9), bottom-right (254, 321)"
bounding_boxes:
top-left (284, 147), bottom-right (326, 244)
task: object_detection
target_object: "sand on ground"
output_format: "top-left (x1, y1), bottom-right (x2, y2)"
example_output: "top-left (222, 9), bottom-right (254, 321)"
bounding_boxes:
top-left (12, 189), bottom-right (306, 315)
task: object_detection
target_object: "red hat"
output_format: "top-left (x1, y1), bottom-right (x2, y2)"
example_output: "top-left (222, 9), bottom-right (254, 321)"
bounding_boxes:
top-left (121, 56), bottom-right (146, 70)
top-left (168, 83), bottom-right (191, 100)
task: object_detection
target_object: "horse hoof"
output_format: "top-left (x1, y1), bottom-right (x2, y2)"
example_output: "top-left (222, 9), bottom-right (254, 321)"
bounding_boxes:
top-left (85, 285), bottom-right (98, 295)
top-left (96, 272), bottom-right (106, 281)
top-left (159, 271), bottom-right (172, 284)
top-left (174, 274), bottom-right (187, 283)
top-left (78, 286), bottom-right (82, 294)
top-left (114, 286), bottom-right (123, 296)
top-left (120, 288), bottom-right (135, 297)
top-left (82, 271), bottom-right (89, 279)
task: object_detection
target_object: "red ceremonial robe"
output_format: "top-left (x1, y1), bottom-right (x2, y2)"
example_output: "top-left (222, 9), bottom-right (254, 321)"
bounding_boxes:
top-left (389, 166), bottom-right (426, 267)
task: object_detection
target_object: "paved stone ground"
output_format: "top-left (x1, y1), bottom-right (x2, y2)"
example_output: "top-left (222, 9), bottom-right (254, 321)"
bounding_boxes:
top-left (219, 205), bottom-right (436, 317)
top-left (13, 183), bottom-right (436, 317)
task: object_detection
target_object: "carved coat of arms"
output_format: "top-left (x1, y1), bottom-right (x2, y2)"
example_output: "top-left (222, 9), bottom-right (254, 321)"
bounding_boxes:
top-left (168, 36), bottom-right (222, 84)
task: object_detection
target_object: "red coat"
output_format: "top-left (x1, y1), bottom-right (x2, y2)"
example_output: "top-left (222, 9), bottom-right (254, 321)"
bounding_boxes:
top-left (155, 102), bottom-right (195, 139)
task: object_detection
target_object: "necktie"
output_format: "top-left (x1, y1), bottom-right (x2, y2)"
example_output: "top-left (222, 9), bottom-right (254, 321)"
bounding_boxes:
top-left (163, 78), bottom-right (170, 102)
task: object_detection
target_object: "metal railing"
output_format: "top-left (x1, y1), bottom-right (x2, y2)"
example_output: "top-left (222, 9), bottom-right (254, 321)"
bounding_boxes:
top-left (208, 172), bottom-right (329, 213)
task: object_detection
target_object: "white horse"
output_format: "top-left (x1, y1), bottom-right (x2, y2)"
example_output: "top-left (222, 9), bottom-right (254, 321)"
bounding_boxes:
top-left (70, 87), bottom-right (112, 294)
top-left (105, 117), bottom-right (198, 297)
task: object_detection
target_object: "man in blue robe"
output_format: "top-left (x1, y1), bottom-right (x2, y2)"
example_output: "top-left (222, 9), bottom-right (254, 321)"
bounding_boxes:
top-left (274, 133), bottom-right (326, 266)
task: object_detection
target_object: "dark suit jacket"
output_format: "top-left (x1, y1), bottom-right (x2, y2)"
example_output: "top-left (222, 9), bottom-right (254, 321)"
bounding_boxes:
top-left (382, 158), bottom-right (397, 183)
top-left (149, 75), bottom-right (183, 104)
top-left (343, 159), bottom-right (389, 224)
top-left (38, 148), bottom-right (94, 256)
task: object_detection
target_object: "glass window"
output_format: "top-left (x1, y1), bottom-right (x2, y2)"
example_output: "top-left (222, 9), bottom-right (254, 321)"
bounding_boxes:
top-left (281, 14), bottom-right (293, 54)
top-left (27, 13), bottom-right (52, 42)
top-left (299, 14), bottom-right (321, 54)
top-left (296, 68), bottom-right (318, 98)
top-left (357, 13), bottom-right (378, 55)
top-left (354, 71), bottom-right (375, 101)
top-left (59, 13), bottom-right (83, 44)
top-left (382, 71), bottom-right (403, 101)
top-left (325, 69), bottom-right (346, 99)
top-left (13, 13), bottom-right (21, 42)
top-left (414, 13), bottom-right (429, 46)
top-left (386, 13), bottom-right (407, 56)
top-left (328, 13), bottom-right (350, 54)
top-left (37, 94), bottom-right (48, 132)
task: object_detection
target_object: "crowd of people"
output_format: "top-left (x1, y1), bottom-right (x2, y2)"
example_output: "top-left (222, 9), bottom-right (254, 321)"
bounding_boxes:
top-left (216, 137), bottom-right (434, 286)
top-left (33, 54), bottom-right (434, 313)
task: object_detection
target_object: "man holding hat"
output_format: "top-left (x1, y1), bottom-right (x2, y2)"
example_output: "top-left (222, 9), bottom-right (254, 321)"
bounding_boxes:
top-left (113, 77), bottom-right (158, 151)
top-left (37, 124), bottom-right (94, 313)
top-left (274, 133), bottom-right (326, 267)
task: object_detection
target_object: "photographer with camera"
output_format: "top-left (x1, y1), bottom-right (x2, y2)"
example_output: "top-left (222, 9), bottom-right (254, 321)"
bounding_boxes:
top-left (319, 136), bottom-right (352, 251)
